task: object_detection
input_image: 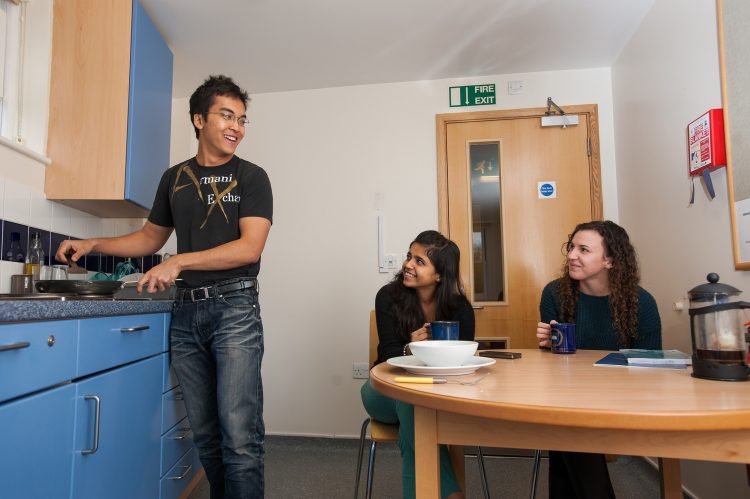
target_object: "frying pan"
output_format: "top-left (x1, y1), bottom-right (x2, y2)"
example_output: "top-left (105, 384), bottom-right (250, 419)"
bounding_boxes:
top-left (35, 280), bottom-right (125, 295)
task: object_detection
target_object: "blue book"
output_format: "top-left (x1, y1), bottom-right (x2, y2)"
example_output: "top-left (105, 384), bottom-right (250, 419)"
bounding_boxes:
top-left (619, 349), bottom-right (692, 365)
top-left (594, 353), bottom-right (688, 369)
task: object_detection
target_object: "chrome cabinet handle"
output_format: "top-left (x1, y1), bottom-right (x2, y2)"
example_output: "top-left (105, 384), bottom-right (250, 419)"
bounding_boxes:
top-left (120, 325), bottom-right (150, 333)
top-left (472, 305), bottom-right (485, 310)
top-left (0, 341), bottom-right (30, 352)
top-left (167, 464), bottom-right (192, 480)
top-left (81, 395), bottom-right (101, 455)
top-left (169, 429), bottom-right (191, 441)
top-left (173, 391), bottom-right (184, 401)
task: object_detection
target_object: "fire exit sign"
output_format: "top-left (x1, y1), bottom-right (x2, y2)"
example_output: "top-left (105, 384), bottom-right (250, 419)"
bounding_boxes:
top-left (449, 84), bottom-right (496, 107)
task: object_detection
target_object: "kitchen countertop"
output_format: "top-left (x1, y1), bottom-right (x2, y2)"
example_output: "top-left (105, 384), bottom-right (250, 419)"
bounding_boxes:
top-left (0, 299), bottom-right (174, 323)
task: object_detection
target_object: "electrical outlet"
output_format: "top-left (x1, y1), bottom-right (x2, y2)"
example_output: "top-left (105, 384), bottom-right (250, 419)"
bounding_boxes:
top-left (352, 362), bottom-right (369, 379)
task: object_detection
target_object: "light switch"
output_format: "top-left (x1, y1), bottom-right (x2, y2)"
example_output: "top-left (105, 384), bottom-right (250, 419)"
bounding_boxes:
top-left (508, 80), bottom-right (523, 95)
top-left (385, 254), bottom-right (398, 269)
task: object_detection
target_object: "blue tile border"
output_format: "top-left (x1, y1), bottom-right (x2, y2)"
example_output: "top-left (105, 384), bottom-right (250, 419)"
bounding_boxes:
top-left (0, 219), bottom-right (164, 274)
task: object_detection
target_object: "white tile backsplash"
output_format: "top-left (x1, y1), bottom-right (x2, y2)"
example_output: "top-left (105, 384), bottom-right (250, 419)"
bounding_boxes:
top-left (3, 179), bottom-right (31, 225)
top-left (29, 191), bottom-right (54, 231)
top-left (70, 208), bottom-right (102, 239)
top-left (0, 177), bottom-right (5, 220)
top-left (50, 202), bottom-right (73, 237)
top-left (0, 261), bottom-right (25, 293)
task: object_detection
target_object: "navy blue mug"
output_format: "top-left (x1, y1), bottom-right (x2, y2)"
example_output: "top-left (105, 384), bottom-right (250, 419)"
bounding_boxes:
top-left (550, 323), bottom-right (576, 354)
top-left (430, 321), bottom-right (459, 340)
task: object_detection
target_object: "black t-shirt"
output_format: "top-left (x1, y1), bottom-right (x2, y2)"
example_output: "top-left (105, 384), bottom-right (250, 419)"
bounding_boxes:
top-left (148, 155), bottom-right (273, 287)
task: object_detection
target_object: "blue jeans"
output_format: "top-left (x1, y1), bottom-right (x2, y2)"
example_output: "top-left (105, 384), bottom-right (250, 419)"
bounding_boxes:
top-left (171, 286), bottom-right (265, 499)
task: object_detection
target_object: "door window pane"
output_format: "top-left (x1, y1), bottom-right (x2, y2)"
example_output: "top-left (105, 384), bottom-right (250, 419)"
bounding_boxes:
top-left (469, 142), bottom-right (504, 302)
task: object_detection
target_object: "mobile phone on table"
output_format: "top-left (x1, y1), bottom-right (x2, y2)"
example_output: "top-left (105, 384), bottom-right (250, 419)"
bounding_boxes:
top-left (479, 350), bottom-right (522, 359)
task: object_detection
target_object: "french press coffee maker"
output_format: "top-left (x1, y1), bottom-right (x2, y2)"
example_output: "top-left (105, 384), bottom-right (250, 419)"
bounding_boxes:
top-left (688, 273), bottom-right (750, 381)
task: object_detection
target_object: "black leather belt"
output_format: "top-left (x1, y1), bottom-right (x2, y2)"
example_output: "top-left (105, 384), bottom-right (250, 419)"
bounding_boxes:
top-left (177, 278), bottom-right (257, 302)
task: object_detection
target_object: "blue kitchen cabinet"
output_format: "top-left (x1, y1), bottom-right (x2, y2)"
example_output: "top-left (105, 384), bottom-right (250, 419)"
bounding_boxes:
top-left (125, 0), bottom-right (174, 210)
top-left (0, 319), bottom-right (78, 402)
top-left (0, 311), bottom-right (196, 498)
top-left (160, 358), bottom-right (197, 499)
top-left (0, 384), bottom-right (76, 499)
top-left (45, 0), bottom-right (173, 218)
top-left (71, 354), bottom-right (163, 499)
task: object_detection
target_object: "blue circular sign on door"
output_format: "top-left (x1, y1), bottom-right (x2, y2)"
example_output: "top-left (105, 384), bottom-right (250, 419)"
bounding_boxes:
top-left (539, 183), bottom-right (555, 197)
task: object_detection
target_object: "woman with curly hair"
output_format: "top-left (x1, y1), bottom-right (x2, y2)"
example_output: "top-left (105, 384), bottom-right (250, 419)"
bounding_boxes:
top-left (361, 230), bottom-right (474, 499)
top-left (536, 220), bottom-right (661, 498)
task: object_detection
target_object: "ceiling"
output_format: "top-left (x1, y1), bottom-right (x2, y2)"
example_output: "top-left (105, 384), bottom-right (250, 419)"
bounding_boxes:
top-left (140, 0), bottom-right (655, 98)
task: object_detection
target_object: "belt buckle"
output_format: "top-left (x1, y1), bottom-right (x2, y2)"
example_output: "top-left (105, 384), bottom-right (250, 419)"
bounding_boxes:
top-left (189, 286), bottom-right (211, 302)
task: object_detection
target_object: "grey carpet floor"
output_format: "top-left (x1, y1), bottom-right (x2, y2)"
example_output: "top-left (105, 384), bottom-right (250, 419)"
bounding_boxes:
top-left (188, 435), bottom-right (666, 498)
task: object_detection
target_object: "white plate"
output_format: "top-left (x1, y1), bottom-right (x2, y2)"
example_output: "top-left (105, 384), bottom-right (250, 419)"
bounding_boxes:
top-left (387, 355), bottom-right (496, 376)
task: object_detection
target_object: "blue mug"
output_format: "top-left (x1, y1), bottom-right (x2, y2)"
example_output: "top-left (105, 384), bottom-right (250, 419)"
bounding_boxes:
top-left (550, 323), bottom-right (576, 354)
top-left (430, 321), bottom-right (459, 340)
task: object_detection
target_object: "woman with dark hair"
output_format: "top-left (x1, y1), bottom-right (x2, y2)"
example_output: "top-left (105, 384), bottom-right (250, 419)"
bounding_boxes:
top-left (361, 230), bottom-right (474, 499)
top-left (536, 220), bottom-right (662, 498)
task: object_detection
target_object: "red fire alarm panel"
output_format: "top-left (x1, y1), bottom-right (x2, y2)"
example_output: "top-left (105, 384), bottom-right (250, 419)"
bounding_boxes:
top-left (688, 109), bottom-right (726, 176)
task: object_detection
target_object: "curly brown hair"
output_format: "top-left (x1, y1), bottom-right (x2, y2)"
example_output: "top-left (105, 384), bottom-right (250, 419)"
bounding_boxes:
top-left (556, 220), bottom-right (641, 347)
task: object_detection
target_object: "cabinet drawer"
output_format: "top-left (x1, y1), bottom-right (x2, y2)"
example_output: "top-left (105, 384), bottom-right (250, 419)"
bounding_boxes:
top-left (0, 320), bottom-right (78, 402)
top-left (163, 353), bottom-right (179, 392)
top-left (160, 447), bottom-right (194, 499)
top-left (161, 417), bottom-right (193, 476)
top-left (162, 385), bottom-right (187, 434)
top-left (78, 314), bottom-right (166, 376)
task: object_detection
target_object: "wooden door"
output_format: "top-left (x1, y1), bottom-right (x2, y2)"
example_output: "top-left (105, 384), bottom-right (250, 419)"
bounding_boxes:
top-left (437, 106), bottom-right (602, 348)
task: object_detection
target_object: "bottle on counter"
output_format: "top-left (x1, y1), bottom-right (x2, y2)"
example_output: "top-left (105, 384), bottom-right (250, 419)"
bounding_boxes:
top-left (24, 232), bottom-right (45, 281)
top-left (6, 232), bottom-right (24, 263)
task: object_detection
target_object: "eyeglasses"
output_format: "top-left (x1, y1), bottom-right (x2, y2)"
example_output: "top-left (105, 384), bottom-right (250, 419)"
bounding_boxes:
top-left (206, 111), bottom-right (250, 127)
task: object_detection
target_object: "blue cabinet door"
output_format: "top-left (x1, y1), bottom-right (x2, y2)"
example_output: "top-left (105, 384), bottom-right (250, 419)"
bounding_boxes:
top-left (71, 354), bottom-right (163, 499)
top-left (0, 320), bottom-right (78, 402)
top-left (125, 0), bottom-right (173, 209)
top-left (0, 384), bottom-right (75, 499)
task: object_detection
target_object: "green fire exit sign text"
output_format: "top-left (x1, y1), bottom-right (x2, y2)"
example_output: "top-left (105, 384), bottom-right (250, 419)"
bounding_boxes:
top-left (449, 84), bottom-right (496, 107)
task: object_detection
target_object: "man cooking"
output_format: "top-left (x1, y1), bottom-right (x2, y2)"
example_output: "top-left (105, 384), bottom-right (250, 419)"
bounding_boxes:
top-left (55, 75), bottom-right (273, 499)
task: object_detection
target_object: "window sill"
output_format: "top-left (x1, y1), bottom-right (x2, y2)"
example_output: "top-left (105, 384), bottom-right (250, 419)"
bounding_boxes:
top-left (0, 136), bottom-right (51, 165)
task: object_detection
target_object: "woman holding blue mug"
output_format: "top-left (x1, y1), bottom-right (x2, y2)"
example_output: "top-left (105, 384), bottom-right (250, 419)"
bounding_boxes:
top-left (536, 220), bottom-right (662, 498)
top-left (361, 230), bottom-right (474, 499)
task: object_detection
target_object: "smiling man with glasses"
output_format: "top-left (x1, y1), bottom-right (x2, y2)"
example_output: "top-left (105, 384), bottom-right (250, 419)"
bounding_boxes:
top-left (55, 75), bottom-right (273, 499)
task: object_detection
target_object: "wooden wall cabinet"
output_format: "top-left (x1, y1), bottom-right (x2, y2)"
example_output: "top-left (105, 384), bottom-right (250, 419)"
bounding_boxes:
top-left (46, 0), bottom-right (173, 218)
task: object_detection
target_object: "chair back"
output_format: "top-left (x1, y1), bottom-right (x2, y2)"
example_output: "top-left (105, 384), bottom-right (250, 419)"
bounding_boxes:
top-left (369, 310), bottom-right (378, 369)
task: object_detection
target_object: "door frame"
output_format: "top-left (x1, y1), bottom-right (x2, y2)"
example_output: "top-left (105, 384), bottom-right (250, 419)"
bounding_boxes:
top-left (435, 105), bottom-right (603, 235)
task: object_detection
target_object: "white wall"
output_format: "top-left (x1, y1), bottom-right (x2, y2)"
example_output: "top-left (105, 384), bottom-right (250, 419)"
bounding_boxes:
top-left (167, 67), bottom-right (618, 437)
top-left (612, 0), bottom-right (749, 496)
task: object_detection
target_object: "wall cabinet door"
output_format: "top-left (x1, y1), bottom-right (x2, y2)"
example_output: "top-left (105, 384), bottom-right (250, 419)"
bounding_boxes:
top-left (0, 384), bottom-right (76, 499)
top-left (71, 355), bottom-right (162, 499)
top-left (46, 0), bottom-right (173, 218)
top-left (126, 0), bottom-right (174, 210)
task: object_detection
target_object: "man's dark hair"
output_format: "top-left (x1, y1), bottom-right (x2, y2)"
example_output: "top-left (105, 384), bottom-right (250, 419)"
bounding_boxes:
top-left (189, 75), bottom-right (249, 139)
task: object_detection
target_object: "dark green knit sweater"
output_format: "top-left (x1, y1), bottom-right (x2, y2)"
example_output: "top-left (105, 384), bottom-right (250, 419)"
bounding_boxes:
top-left (539, 279), bottom-right (662, 350)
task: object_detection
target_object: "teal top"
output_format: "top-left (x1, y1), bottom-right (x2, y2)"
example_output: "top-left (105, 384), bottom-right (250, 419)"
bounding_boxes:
top-left (539, 279), bottom-right (662, 350)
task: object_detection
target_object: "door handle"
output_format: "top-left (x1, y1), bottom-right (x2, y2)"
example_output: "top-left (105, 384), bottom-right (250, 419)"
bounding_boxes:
top-left (169, 428), bottom-right (192, 441)
top-left (472, 305), bottom-right (484, 310)
top-left (120, 325), bottom-right (150, 333)
top-left (81, 395), bottom-right (101, 455)
top-left (0, 341), bottom-right (30, 352)
top-left (167, 464), bottom-right (193, 480)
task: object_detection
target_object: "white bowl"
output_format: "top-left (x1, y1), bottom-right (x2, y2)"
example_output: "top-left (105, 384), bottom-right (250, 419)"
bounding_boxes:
top-left (408, 340), bottom-right (478, 367)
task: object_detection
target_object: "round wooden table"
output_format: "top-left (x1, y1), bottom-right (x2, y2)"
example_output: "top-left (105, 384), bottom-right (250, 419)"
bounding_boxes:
top-left (370, 349), bottom-right (750, 499)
